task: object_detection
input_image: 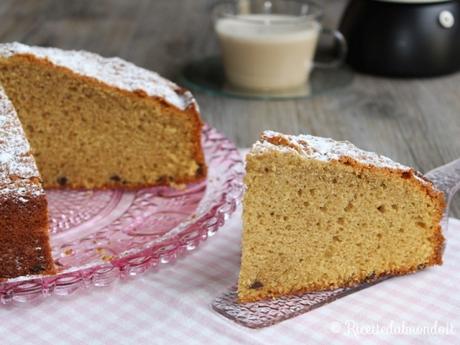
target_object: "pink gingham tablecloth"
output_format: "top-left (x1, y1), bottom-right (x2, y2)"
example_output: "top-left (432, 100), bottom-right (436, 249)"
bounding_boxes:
top-left (0, 152), bottom-right (459, 345)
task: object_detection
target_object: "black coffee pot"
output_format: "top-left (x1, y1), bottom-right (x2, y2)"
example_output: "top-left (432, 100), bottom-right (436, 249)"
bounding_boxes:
top-left (339, 0), bottom-right (460, 77)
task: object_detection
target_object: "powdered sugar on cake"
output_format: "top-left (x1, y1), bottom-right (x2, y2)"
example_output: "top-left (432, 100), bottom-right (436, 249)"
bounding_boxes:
top-left (254, 131), bottom-right (431, 185)
top-left (0, 87), bottom-right (44, 198)
top-left (0, 42), bottom-right (196, 111)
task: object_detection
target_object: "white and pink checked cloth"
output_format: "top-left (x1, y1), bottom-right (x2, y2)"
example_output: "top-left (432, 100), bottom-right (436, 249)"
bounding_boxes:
top-left (0, 153), bottom-right (459, 344)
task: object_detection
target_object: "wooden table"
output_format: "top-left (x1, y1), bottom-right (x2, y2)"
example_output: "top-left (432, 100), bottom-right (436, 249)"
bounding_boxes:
top-left (0, 0), bottom-right (458, 216)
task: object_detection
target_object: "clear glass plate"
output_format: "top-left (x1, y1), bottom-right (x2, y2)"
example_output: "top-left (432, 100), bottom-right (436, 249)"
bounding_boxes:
top-left (0, 125), bottom-right (244, 305)
top-left (213, 158), bottom-right (460, 328)
top-left (178, 56), bottom-right (354, 100)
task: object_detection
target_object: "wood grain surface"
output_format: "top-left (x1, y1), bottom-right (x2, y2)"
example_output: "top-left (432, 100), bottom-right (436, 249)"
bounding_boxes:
top-left (0, 0), bottom-right (458, 216)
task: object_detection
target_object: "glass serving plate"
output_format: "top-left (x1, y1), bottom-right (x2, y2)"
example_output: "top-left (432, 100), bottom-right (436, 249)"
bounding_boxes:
top-left (213, 158), bottom-right (460, 328)
top-left (0, 125), bottom-right (244, 305)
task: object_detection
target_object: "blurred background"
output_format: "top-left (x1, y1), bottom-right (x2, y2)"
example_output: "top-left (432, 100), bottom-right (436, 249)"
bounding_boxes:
top-left (0, 0), bottom-right (458, 215)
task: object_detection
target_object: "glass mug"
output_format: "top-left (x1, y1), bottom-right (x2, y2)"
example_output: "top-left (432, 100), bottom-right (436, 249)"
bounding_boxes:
top-left (212, 0), bottom-right (347, 91)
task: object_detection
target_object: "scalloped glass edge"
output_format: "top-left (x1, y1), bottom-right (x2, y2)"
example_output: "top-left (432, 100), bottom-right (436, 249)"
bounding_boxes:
top-left (0, 125), bottom-right (245, 306)
top-left (212, 158), bottom-right (460, 329)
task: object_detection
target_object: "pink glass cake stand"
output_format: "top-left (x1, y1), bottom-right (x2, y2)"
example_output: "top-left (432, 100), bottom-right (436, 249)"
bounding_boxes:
top-left (0, 125), bottom-right (244, 305)
top-left (213, 158), bottom-right (460, 328)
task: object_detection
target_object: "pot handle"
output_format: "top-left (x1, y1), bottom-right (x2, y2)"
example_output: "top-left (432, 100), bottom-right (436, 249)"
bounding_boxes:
top-left (314, 28), bottom-right (348, 69)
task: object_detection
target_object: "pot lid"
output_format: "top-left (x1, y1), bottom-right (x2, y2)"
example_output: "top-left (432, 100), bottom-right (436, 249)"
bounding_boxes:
top-left (374, 0), bottom-right (452, 3)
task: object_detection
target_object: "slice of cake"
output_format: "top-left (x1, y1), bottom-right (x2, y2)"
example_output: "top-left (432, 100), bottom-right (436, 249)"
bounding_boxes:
top-left (238, 131), bottom-right (445, 302)
top-left (0, 42), bottom-right (206, 189)
top-left (0, 42), bottom-right (207, 278)
top-left (0, 87), bottom-right (55, 278)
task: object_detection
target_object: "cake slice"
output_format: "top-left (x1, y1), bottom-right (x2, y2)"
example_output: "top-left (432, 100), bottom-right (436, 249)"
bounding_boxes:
top-left (238, 131), bottom-right (445, 302)
top-left (0, 87), bottom-right (54, 278)
top-left (0, 42), bottom-right (206, 189)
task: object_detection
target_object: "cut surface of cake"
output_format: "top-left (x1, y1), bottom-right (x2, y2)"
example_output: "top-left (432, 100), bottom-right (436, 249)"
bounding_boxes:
top-left (238, 131), bottom-right (445, 302)
top-left (0, 87), bottom-right (55, 278)
top-left (0, 42), bottom-right (206, 189)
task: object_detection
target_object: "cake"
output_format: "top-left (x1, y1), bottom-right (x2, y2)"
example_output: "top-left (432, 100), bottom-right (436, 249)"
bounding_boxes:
top-left (0, 87), bottom-right (55, 278)
top-left (238, 131), bottom-right (445, 302)
top-left (0, 42), bottom-right (206, 189)
top-left (0, 42), bottom-right (207, 278)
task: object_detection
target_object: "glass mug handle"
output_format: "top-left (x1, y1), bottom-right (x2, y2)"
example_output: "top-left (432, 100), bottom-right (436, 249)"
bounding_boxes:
top-left (314, 28), bottom-right (348, 68)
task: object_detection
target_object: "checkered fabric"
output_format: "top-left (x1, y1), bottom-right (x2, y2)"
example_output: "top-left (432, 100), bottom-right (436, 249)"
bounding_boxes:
top-left (0, 152), bottom-right (458, 345)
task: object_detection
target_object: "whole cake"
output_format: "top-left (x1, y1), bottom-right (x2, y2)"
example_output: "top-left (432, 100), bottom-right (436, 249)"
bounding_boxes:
top-left (0, 42), bottom-right (206, 189)
top-left (0, 42), bottom-right (207, 278)
top-left (238, 131), bottom-right (445, 302)
top-left (0, 87), bottom-right (55, 278)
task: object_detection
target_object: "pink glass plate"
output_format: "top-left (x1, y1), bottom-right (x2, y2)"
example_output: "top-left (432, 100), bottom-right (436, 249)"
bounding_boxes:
top-left (213, 158), bottom-right (460, 328)
top-left (0, 125), bottom-right (244, 305)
